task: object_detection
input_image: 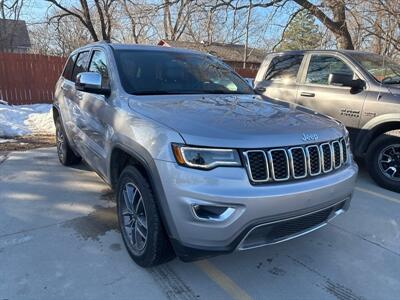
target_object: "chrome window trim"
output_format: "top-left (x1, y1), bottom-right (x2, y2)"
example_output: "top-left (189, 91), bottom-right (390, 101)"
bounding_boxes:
top-left (267, 149), bottom-right (290, 181)
top-left (243, 150), bottom-right (269, 182)
top-left (288, 147), bottom-right (307, 179)
top-left (320, 142), bottom-right (333, 173)
top-left (332, 141), bottom-right (342, 169)
top-left (305, 145), bottom-right (322, 176)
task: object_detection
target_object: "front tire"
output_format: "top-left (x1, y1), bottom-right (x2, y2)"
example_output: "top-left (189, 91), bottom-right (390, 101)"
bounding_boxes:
top-left (366, 134), bottom-right (400, 193)
top-left (117, 165), bottom-right (175, 267)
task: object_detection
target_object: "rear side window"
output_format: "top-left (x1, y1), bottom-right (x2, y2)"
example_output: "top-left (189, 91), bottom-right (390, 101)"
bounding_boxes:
top-left (62, 53), bottom-right (77, 81)
top-left (71, 51), bottom-right (90, 82)
top-left (264, 55), bottom-right (303, 83)
top-left (306, 55), bottom-right (354, 85)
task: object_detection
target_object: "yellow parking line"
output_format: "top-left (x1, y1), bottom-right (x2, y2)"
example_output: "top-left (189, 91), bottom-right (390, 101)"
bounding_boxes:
top-left (195, 260), bottom-right (252, 300)
top-left (355, 187), bottom-right (400, 204)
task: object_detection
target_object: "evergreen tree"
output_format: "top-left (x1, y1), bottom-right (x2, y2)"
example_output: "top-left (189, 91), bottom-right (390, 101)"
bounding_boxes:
top-left (277, 11), bottom-right (323, 51)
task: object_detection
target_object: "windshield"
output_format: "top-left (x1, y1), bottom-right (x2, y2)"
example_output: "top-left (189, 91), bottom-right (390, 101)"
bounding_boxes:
top-left (114, 49), bottom-right (254, 95)
top-left (350, 53), bottom-right (400, 84)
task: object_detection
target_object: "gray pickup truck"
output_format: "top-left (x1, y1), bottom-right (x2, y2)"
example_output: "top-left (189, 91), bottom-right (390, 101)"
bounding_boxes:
top-left (53, 43), bottom-right (357, 267)
top-left (255, 50), bottom-right (400, 192)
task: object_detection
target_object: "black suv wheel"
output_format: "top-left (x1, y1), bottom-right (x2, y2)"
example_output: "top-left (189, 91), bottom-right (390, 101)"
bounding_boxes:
top-left (55, 119), bottom-right (81, 166)
top-left (367, 134), bottom-right (400, 193)
top-left (116, 165), bottom-right (175, 267)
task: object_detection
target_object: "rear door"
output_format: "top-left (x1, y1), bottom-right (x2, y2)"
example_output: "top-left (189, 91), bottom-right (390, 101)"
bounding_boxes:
top-left (297, 53), bottom-right (368, 131)
top-left (255, 54), bottom-right (304, 103)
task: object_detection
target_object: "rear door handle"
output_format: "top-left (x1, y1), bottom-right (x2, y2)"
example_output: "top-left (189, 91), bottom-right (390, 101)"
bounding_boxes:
top-left (300, 92), bottom-right (315, 97)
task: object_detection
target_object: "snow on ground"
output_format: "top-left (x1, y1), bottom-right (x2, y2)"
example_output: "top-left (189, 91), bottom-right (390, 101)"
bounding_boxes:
top-left (0, 104), bottom-right (55, 138)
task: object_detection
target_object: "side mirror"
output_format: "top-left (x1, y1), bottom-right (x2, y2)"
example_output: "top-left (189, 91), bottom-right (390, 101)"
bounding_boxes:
top-left (328, 73), bottom-right (365, 93)
top-left (75, 72), bottom-right (110, 96)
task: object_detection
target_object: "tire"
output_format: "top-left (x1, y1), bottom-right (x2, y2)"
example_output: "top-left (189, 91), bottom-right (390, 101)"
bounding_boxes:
top-left (117, 165), bottom-right (175, 267)
top-left (366, 134), bottom-right (400, 193)
top-left (55, 118), bottom-right (81, 166)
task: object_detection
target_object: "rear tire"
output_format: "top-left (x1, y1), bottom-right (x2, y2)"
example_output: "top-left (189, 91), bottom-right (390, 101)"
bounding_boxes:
top-left (55, 118), bottom-right (81, 166)
top-left (117, 165), bottom-right (175, 267)
top-left (366, 134), bottom-right (400, 193)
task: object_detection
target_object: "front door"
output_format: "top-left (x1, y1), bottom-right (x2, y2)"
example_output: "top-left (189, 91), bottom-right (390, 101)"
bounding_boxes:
top-left (297, 54), bottom-right (368, 134)
top-left (75, 49), bottom-right (112, 176)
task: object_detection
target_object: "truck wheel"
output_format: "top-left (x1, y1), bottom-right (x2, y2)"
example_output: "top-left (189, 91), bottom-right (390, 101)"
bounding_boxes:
top-left (366, 134), bottom-right (400, 193)
top-left (116, 165), bottom-right (175, 267)
top-left (55, 119), bottom-right (81, 166)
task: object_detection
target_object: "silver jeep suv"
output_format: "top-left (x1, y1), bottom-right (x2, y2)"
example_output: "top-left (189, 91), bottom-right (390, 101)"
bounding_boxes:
top-left (53, 42), bottom-right (358, 267)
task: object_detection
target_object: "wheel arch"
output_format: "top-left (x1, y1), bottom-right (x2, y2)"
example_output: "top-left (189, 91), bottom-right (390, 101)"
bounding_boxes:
top-left (355, 114), bottom-right (400, 156)
top-left (108, 143), bottom-right (179, 240)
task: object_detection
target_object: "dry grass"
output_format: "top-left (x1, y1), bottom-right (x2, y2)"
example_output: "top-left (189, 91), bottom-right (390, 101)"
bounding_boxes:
top-left (0, 134), bottom-right (56, 152)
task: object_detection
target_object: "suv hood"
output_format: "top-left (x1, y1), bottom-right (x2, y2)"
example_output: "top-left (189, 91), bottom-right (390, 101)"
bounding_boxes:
top-left (128, 94), bottom-right (345, 148)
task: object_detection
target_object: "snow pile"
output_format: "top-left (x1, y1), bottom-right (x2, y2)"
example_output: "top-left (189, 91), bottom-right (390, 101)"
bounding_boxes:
top-left (0, 104), bottom-right (55, 138)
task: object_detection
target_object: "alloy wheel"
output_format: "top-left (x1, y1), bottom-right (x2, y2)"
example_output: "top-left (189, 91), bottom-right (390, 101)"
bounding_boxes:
top-left (121, 182), bottom-right (148, 254)
top-left (378, 144), bottom-right (400, 181)
top-left (56, 125), bottom-right (65, 161)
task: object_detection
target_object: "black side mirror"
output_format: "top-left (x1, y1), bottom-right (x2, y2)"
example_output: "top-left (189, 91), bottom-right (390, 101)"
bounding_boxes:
top-left (75, 72), bottom-right (110, 96)
top-left (328, 73), bottom-right (365, 93)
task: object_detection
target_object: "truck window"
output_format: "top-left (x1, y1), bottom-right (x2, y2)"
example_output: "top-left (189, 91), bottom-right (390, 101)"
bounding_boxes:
top-left (306, 55), bottom-right (354, 85)
top-left (264, 55), bottom-right (303, 83)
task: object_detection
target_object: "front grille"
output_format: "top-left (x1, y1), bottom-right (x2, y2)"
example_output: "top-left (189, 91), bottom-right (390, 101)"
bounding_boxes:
top-left (243, 138), bottom-right (348, 184)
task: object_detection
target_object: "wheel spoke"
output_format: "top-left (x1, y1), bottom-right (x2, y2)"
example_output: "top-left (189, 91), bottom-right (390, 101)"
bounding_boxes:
top-left (123, 189), bottom-right (134, 214)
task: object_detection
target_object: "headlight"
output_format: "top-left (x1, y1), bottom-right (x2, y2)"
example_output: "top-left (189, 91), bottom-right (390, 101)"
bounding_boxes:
top-left (172, 144), bottom-right (242, 169)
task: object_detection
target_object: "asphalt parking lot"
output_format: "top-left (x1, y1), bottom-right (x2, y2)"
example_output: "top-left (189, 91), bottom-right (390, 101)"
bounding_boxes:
top-left (0, 147), bottom-right (399, 300)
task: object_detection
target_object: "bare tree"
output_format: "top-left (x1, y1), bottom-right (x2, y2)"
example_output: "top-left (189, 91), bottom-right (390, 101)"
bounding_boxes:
top-left (45, 0), bottom-right (117, 42)
top-left (162, 0), bottom-right (194, 40)
top-left (292, 0), bottom-right (354, 49)
top-left (0, 0), bottom-right (25, 19)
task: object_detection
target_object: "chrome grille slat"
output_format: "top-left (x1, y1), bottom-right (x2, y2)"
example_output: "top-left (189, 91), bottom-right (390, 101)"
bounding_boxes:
top-left (320, 143), bottom-right (333, 173)
top-left (288, 147), bottom-right (307, 179)
top-left (244, 138), bottom-right (348, 184)
top-left (268, 149), bottom-right (290, 181)
top-left (332, 141), bottom-right (342, 169)
top-left (243, 150), bottom-right (269, 182)
top-left (306, 145), bottom-right (322, 176)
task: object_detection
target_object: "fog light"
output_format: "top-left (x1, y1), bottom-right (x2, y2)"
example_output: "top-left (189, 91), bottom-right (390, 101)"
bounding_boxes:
top-left (192, 205), bottom-right (235, 221)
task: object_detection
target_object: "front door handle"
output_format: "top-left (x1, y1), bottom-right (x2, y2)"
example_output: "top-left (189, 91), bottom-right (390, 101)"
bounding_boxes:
top-left (255, 87), bottom-right (266, 92)
top-left (300, 92), bottom-right (315, 97)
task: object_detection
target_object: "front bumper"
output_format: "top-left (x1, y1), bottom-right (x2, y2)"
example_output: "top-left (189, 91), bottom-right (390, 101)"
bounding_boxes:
top-left (155, 159), bottom-right (358, 261)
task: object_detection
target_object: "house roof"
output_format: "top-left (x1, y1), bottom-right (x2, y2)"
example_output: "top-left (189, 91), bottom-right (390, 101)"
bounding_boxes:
top-left (158, 40), bottom-right (265, 64)
top-left (0, 19), bottom-right (31, 51)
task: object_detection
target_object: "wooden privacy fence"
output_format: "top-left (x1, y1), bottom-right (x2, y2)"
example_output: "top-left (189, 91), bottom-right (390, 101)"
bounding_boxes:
top-left (0, 52), bottom-right (66, 105)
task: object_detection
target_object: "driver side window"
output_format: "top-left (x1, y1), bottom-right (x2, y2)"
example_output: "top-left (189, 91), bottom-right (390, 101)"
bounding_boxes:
top-left (306, 55), bottom-right (355, 85)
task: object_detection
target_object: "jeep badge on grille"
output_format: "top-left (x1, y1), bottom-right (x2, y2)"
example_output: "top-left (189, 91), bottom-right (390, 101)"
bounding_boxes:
top-left (302, 133), bottom-right (319, 142)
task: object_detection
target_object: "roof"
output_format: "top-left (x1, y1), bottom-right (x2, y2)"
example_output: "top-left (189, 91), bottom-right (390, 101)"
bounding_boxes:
top-left (0, 19), bottom-right (31, 51)
top-left (266, 49), bottom-right (375, 56)
top-left (109, 43), bottom-right (203, 55)
top-left (158, 40), bottom-right (265, 64)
